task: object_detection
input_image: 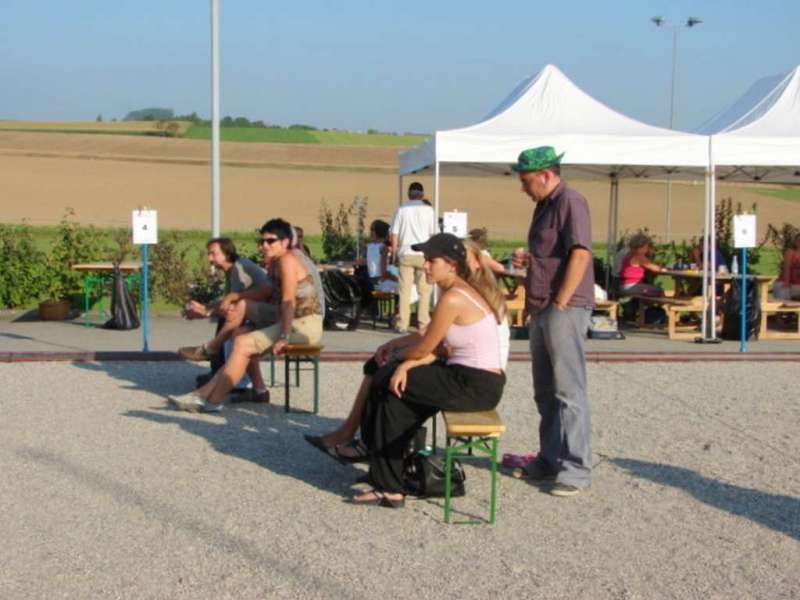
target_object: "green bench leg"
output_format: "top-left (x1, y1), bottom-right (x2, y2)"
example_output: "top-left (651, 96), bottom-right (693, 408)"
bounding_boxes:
top-left (284, 355), bottom-right (290, 413)
top-left (443, 435), bottom-right (500, 525)
top-left (83, 276), bottom-right (92, 327)
top-left (270, 354), bottom-right (276, 387)
top-left (489, 437), bottom-right (499, 524)
top-left (444, 442), bottom-right (454, 524)
top-left (312, 356), bottom-right (320, 415)
top-left (280, 354), bottom-right (320, 414)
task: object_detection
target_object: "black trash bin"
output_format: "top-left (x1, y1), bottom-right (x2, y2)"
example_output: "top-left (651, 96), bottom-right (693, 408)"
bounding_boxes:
top-left (720, 276), bottom-right (760, 341)
top-left (103, 266), bottom-right (140, 330)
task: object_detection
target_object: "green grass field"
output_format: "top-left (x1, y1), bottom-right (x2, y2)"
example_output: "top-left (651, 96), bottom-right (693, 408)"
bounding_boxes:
top-left (183, 126), bottom-right (427, 146)
top-left (751, 187), bottom-right (800, 204)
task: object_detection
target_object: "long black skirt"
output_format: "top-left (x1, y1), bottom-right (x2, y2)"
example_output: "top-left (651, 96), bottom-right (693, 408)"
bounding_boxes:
top-left (361, 362), bottom-right (505, 493)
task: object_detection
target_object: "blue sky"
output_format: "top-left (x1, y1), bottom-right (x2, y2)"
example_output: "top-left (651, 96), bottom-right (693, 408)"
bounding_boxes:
top-left (1, 0), bottom-right (797, 132)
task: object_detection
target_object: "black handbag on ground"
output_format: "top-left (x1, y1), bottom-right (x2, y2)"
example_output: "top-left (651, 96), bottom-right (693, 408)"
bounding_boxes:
top-left (403, 451), bottom-right (466, 498)
top-left (103, 266), bottom-right (140, 330)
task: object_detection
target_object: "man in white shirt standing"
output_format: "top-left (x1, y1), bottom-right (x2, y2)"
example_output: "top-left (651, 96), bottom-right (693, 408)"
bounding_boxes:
top-left (390, 181), bottom-right (437, 333)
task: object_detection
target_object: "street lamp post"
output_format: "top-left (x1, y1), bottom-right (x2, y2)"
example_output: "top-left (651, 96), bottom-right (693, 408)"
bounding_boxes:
top-left (651, 16), bottom-right (702, 243)
top-left (210, 0), bottom-right (221, 238)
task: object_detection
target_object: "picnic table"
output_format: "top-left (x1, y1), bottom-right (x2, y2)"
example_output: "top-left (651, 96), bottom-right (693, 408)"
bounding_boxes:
top-left (72, 262), bottom-right (142, 326)
top-left (497, 270), bottom-right (526, 327)
top-left (641, 270), bottom-right (780, 340)
top-left (317, 262), bottom-right (355, 276)
top-left (660, 269), bottom-right (776, 308)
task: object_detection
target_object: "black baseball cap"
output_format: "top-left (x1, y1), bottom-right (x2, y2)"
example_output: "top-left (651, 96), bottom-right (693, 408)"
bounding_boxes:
top-left (411, 233), bottom-right (466, 263)
top-left (408, 181), bottom-right (424, 193)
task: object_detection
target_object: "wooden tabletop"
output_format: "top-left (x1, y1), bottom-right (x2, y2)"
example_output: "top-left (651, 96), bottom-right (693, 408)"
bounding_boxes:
top-left (660, 269), bottom-right (776, 283)
top-left (72, 262), bottom-right (142, 273)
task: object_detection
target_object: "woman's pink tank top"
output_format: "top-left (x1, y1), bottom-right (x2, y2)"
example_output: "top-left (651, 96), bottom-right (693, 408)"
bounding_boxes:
top-left (444, 288), bottom-right (501, 371)
top-left (620, 255), bottom-right (645, 286)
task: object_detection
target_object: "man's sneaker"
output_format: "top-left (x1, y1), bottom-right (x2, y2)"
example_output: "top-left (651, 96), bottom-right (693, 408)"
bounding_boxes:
top-left (548, 483), bottom-right (583, 497)
top-left (168, 393), bottom-right (223, 413)
top-left (178, 344), bottom-right (217, 362)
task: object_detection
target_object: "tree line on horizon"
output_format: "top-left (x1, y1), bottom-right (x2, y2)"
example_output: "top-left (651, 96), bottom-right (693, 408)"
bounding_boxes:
top-left (122, 107), bottom-right (423, 136)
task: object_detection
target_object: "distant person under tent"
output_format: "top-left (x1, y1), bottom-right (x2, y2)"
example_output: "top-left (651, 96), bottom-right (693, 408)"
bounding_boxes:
top-left (293, 225), bottom-right (313, 259)
top-left (468, 227), bottom-right (507, 275)
top-left (390, 181), bottom-right (436, 333)
top-left (690, 242), bottom-right (727, 272)
top-left (774, 231), bottom-right (800, 300)
top-left (619, 233), bottom-right (664, 297)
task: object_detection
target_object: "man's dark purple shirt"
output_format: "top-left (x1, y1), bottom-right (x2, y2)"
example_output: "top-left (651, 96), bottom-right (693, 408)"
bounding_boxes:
top-left (526, 181), bottom-right (595, 312)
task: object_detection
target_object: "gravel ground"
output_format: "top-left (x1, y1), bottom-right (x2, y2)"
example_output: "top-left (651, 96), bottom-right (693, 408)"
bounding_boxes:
top-left (0, 360), bottom-right (798, 599)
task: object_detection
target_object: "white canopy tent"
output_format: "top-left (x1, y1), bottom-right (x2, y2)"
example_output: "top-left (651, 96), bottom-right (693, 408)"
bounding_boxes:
top-left (399, 64), bottom-right (717, 335)
top-left (400, 64), bottom-right (709, 179)
top-left (693, 66), bottom-right (800, 330)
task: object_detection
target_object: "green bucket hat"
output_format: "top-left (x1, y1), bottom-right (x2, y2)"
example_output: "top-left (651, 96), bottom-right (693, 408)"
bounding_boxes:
top-left (511, 146), bottom-right (564, 173)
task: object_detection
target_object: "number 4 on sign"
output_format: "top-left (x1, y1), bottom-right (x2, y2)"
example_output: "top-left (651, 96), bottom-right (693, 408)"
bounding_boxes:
top-left (132, 209), bottom-right (158, 245)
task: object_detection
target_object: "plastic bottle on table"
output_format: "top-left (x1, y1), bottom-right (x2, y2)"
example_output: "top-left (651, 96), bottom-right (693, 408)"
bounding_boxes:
top-left (731, 255), bottom-right (739, 275)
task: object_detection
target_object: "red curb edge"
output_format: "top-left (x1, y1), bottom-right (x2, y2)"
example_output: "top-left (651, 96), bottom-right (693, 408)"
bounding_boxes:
top-left (1, 351), bottom-right (799, 363)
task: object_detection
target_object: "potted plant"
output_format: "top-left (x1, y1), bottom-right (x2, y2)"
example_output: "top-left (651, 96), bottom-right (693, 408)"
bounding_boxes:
top-left (37, 208), bottom-right (105, 321)
top-left (38, 267), bottom-right (70, 320)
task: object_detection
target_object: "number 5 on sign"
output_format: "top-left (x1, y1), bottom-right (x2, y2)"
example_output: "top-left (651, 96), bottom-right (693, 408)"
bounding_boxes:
top-left (132, 210), bottom-right (158, 245)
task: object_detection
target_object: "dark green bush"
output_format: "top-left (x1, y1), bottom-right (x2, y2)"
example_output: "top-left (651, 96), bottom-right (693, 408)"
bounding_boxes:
top-left (46, 208), bottom-right (107, 301)
top-left (319, 199), bottom-right (361, 261)
top-left (0, 223), bottom-right (48, 307)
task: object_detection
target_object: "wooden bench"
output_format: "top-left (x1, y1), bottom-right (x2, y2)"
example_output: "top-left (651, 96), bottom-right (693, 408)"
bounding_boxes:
top-left (370, 290), bottom-right (397, 329)
top-left (624, 295), bottom-right (696, 330)
top-left (759, 302), bottom-right (800, 340)
top-left (268, 344), bottom-right (323, 413)
top-left (441, 410), bottom-right (506, 525)
top-left (665, 300), bottom-right (707, 340)
top-left (502, 280), bottom-right (526, 327)
top-left (594, 300), bottom-right (619, 321)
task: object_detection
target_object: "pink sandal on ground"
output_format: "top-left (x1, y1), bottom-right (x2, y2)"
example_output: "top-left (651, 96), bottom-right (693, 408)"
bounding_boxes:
top-left (502, 452), bottom-right (537, 469)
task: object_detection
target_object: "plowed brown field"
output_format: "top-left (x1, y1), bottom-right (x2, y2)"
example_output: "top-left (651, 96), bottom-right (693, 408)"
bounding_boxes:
top-left (1, 130), bottom-right (797, 242)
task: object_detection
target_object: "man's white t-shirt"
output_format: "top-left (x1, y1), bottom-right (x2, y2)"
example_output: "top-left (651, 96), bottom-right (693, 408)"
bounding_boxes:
top-left (391, 200), bottom-right (437, 257)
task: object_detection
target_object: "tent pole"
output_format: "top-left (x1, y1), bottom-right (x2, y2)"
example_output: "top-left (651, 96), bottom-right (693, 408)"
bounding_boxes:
top-left (612, 179), bottom-right (619, 262)
top-left (709, 157), bottom-right (718, 338)
top-left (434, 161), bottom-right (440, 231)
top-left (701, 166), bottom-right (710, 339)
top-left (433, 161), bottom-right (441, 305)
top-left (210, 0), bottom-right (221, 237)
top-left (398, 174), bottom-right (403, 206)
top-left (606, 174), bottom-right (618, 292)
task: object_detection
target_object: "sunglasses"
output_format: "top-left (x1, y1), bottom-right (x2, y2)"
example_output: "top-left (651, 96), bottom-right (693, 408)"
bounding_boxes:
top-left (258, 237), bottom-right (281, 246)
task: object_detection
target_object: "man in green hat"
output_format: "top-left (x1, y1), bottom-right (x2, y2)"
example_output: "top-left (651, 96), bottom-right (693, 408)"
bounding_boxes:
top-left (511, 145), bottom-right (594, 497)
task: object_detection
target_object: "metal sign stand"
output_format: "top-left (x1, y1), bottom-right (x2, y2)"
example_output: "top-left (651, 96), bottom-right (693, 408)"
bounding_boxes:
top-left (739, 247), bottom-right (747, 353)
top-left (733, 213), bottom-right (756, 354)
top-left (132, 208), bottom-right (158, 353)
top-left (141, 244), bottom-right (150, 352)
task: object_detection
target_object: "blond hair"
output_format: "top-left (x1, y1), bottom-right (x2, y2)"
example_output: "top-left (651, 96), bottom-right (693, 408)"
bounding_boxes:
top-left (463, 239), bottom-right (507, 323)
